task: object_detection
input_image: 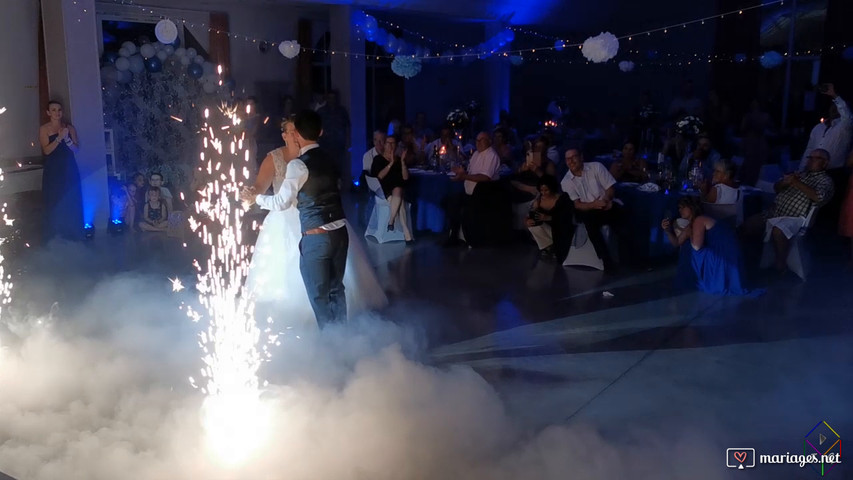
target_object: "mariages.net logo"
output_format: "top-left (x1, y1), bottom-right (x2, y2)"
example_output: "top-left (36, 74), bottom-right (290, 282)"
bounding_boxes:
top-left (726, 421), bottom-right (842, 476)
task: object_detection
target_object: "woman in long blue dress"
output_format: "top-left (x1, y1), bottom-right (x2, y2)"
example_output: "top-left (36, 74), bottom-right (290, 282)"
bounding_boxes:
top-left (661, 197), bottom-right (750, 295)
top-left (39, 100), bottom-right (84, 241)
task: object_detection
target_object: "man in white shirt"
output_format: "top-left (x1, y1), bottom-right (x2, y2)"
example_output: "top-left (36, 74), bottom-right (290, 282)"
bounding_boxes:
top-left (561, 149), bottom-right (620, 269)
top-left (362, 130), bottom-right (386, 174)
top-left (798, 84), bottom-right (851, 171)
top-left (445, 131), bottom-right (500, 246)
top-left (241, 110), bottom-right (348, 328)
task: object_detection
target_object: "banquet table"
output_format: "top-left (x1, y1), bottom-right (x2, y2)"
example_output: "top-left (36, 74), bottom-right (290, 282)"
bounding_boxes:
top-left (615, 183), bottom-right (769, 260)
top-left (406, 169), bottom-right (464, 233)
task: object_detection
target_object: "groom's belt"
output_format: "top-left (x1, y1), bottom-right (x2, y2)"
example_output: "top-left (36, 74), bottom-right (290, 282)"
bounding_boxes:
top-left (303, 227), bottom-right (329, 235)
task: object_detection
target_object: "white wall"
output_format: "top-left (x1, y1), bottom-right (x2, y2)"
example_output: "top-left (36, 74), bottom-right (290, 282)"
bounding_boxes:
top-left (0, 0), bottom-right (42, 166)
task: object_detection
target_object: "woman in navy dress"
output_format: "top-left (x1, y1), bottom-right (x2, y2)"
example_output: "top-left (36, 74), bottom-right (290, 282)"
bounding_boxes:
top-left (39, 100), bottom-right (83, 241)
top-left (661, 197), bottom-right (750, 295)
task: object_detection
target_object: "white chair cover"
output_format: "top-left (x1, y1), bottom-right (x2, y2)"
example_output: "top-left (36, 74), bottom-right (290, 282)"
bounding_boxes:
top-left (760, 206), bottom-right (818, 280)
top-left (363, 176), bottom-right (412, 243)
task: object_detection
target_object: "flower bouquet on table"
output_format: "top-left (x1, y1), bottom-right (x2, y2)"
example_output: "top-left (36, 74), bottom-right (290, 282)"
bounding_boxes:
top-left (446, 109), bottom-right (469, 131)
top-left (675, 115), bottom-right (704, 138)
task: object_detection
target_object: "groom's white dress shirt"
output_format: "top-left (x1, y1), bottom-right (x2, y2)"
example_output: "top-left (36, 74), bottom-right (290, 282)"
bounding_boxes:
top-left (255, 144), bottom-right (346, 231)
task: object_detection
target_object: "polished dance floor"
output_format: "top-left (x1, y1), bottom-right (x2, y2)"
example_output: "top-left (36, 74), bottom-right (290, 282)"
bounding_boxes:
top-left (1, 196), bottom-right (850, 480)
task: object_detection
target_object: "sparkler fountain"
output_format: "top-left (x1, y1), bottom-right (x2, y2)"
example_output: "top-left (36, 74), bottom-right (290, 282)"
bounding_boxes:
top-left (185, 99), bottom-right (272, 467)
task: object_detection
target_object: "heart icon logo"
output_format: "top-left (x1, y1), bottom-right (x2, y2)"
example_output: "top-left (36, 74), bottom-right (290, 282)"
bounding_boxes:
top-left (734, 451), bottom-right (747, 463)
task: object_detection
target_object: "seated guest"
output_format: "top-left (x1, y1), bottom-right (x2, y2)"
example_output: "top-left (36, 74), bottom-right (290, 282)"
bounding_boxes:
top-left (511, 146), bottom-right (556, 202)
top-left (534, 135), bottom-right (560, 170)
top-left (662, 197), bottom-right (749, 295)
top-left (413, 112), bottom-right (434, 141)
top-left (362, 130), bottom-right (386, 175)
top-left (701, 158), bottom-right (739, 204)
top-left (743, 148), bottom-right (835, 273)
top-left (426, 126), bottom-right (461, 165)
top-left (139, 186), bottom-right (169, 232)
top-left (678, 134), bottom-right (718, 181)
top-left (122, 182), bottom-right (139, 230)
top-left (609, 140), bottom-right (649, 183)
top-left (147, 172), bottom-right (173, 212)
top-left (397, 124), bottom-right (425, 165)
top-left (526, 175), bottom-right (572, 262)
top-left (446, 131), bottom-right (501, 246)
top-left (560, 149), bottom-right (620, 269)
top-left (493, 128), bottom-right (515, 167)
top-left (370, 136), bottom-right (413, 243)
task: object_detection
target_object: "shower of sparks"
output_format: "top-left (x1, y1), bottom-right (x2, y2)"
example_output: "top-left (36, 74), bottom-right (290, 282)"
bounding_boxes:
top-left (169, 277), bottom-right (185, 292)
top-left (170, 115), bottom-right (184, 123)
top-left (0, 107), bottom-right (6, 115)
top-left (185, 98), bottom-right (271, 466)
top-left (0, 168), bottom-right (14, 326)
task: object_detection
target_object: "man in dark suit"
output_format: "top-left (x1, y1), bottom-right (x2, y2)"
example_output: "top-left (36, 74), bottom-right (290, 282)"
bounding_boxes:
top-left (242, 110), bottom-right (348, 328)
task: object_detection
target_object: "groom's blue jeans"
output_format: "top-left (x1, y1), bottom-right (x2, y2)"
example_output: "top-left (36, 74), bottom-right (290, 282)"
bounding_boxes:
top-left (299, 227), bottom-right (349, 329)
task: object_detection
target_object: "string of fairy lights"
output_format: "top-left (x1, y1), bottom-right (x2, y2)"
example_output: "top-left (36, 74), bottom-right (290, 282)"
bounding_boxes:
top-left (83, 0), bottom-right (851, 71)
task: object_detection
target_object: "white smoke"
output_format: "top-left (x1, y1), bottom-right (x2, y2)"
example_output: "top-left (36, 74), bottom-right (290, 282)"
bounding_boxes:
top-left (0, 246), bottom-right (727, 480)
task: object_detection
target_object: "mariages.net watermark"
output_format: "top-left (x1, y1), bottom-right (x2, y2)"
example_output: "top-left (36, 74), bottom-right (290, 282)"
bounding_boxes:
top-left (726, 421), bottom-right (843, 476)
top-left (726, 449), bottom-right (842, 469)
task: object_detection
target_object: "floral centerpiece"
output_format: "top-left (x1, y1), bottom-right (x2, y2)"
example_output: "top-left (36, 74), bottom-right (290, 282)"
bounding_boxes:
top-left (446, 109), bottom-right (469, 130)
top-left (675, 115), bottom-right (704, 137)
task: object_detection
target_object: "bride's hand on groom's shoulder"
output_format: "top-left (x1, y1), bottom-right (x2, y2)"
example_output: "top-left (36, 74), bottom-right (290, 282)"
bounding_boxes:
top-left (240, 186), bottom-right (257, 206)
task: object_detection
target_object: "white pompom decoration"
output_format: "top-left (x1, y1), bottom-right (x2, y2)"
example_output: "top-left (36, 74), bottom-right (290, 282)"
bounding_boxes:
top-left (618, 60), bottom-right (635, 72)
top-left (155, 19), bottom-right (178, 45)
top-left (278, 40), bottom-right (301, 59)
top-left (582, 32), bottom-right (619, 63)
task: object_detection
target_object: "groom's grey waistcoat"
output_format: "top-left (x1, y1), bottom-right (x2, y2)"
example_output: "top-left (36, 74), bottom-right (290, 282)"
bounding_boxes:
top-left (297, 146), bottom-right (346, 231)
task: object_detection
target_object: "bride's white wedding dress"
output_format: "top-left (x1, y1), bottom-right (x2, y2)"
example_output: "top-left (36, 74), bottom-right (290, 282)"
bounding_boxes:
top-left (245, 148), bottom-right (388, 330)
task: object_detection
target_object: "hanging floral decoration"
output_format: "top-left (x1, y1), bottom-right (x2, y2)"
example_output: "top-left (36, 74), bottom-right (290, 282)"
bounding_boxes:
top-left (759, 50), bottom-right (784, 69)
top-left (618, 60), bottom-right (635, 72)
top-left (391, 56), bottom-right (423, 79)
top-left (582, 32), bottom-right (619, 63)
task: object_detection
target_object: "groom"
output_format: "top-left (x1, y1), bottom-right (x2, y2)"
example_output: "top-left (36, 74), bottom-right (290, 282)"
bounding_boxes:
top-left (241, 110), bottom-right (349, 328)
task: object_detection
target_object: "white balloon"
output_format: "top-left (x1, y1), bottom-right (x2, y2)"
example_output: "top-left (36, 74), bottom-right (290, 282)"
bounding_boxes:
top-left (140, 43), bottom-right (156, 59)
top-left (180, 55), bottom-right (192, 66)
top-left (194, 55), bottom-right (205, 64)
top-left (205, 73), bottom-right (219, 84)
top-left (153, 41), bottom-right (163, 50)
top-left (115, 56), bottom-right (130, 71)
top-left (278, 40), bottom-right (301, 59)
top-left (155, 19), bottom-right (178, 45)
top-left (164, 45), bottom-right (175, 56)
top-left (186, 47), bottom-right (197, 58)
top-left (175, 47), bottom-right (186, 57)
top-left (156, 50), bottom-right (168, 62)
top-left (121, 41), bottom-right (137, 55)
top-left (117, 69), bottom-right (132, 84)
top-left (118, 47), bottom-right (130, 58)
top-left (203, 82), bottom-right (217, 94)
top-left (202, 61), bottom-right (215, 75)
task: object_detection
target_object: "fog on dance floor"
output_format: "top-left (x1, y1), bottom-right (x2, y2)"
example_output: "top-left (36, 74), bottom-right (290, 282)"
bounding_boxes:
top-left (0, 241), bottom-right (726, 480)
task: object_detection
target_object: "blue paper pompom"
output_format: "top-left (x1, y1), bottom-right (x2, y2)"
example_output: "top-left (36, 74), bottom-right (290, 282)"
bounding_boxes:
top-left (760, 50), bottom-right (784, 69)
top-left (391, 56), bottom-right (422, 79)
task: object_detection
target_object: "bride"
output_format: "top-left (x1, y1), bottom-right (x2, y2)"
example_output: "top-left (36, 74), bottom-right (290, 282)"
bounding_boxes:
top-left (245, 118), bottom-right (388, 330)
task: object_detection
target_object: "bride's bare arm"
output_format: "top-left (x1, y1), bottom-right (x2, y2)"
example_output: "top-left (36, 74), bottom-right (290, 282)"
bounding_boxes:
top-left (252, 154), bottom-right (276, 194)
